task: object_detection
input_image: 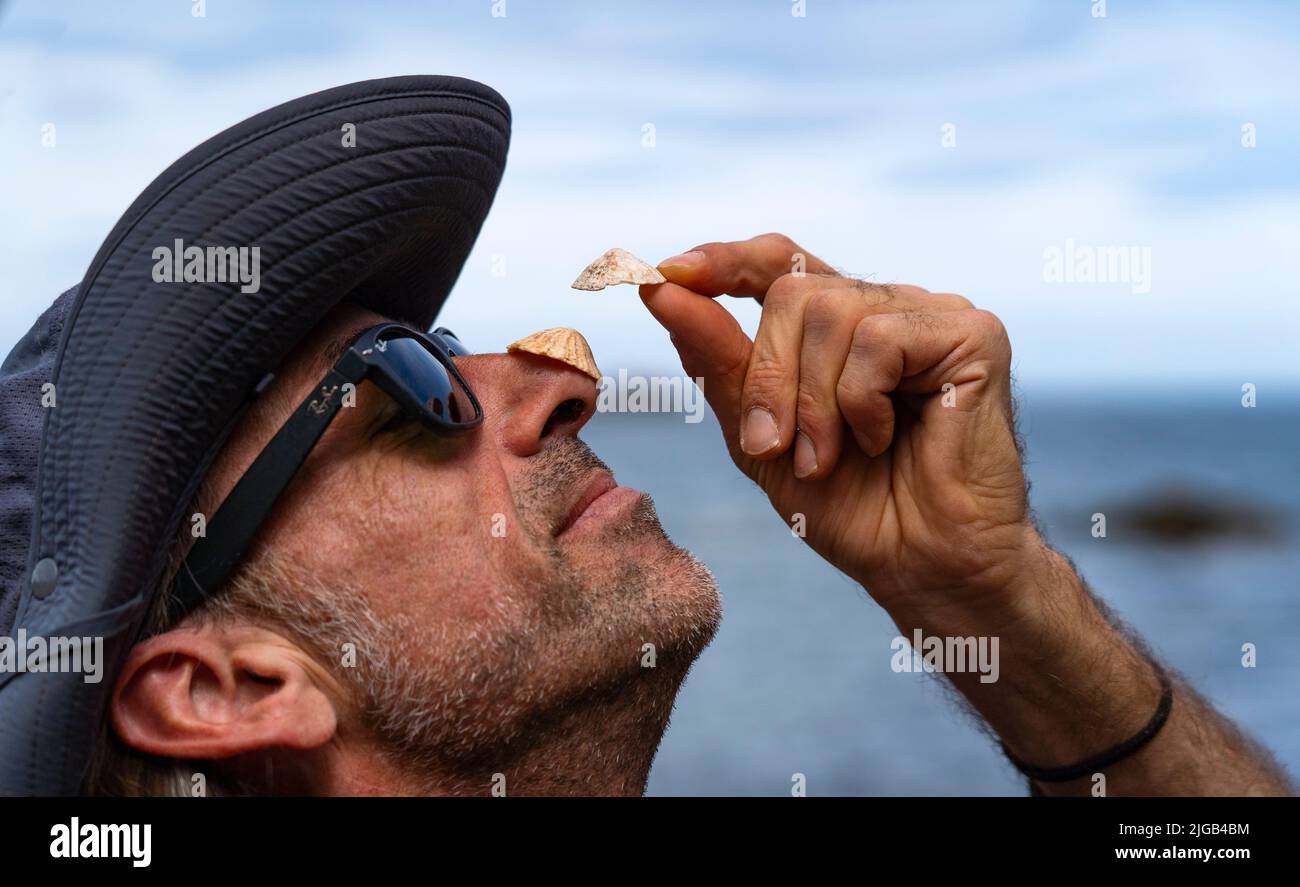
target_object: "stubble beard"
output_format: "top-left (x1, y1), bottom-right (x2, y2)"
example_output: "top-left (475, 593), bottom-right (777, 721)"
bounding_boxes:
top-left (281, 437), bottom-right (720, 793)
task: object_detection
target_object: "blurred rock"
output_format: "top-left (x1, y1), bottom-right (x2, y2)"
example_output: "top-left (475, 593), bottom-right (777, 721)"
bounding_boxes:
top-left (1073, 483), bottom-right (1286, 546)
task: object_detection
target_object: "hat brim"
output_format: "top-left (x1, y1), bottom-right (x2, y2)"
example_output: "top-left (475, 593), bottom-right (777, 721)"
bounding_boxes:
top-left (0, 75), bottom-right (510, 794)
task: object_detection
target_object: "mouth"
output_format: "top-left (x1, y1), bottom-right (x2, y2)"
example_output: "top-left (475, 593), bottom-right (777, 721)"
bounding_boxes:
top-left (555, 470), bottom-right (644, 538)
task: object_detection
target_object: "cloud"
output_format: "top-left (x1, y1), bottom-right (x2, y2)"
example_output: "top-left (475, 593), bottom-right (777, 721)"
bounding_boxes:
top-left (2, 0), bottom-right (1296, 389)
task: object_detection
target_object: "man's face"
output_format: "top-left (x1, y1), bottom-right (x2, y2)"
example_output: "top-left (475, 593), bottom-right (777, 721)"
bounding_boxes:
top-left (199, 303), bottom-right (720, 788)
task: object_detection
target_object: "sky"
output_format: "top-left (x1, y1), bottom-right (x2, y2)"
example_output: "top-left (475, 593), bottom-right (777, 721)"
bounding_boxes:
top-left (1, 0), bottom-right (1297, 392)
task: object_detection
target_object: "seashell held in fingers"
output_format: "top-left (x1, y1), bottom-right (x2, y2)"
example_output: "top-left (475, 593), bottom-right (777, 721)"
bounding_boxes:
top-left (507, 327), bottom-right (602, 381)
top-left (571, 248), bottom-right (666, 291)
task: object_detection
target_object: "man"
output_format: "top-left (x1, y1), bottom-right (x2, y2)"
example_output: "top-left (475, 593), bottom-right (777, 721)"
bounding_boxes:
top-left (89, 234), bottom-right (1296, 797)
top-left (0, 78), bottom-right (1290, 796)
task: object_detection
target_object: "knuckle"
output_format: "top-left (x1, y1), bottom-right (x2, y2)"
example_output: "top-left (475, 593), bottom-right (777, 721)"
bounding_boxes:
top-left (765, 271), bottom-right (812, 305)
top-left (804, 287), bottom-right (840, 316)
top-left (756, 233), bottom-right (806, 280)
top-left (969, 307), bottom-right (1003, 330)
top-left (850, 313), bottom-right (893, 351)
top-left (753, 231), bottom-right (798, 254)
top-left (802, 289), bottom-right (845, 333)
top-left (969, 309), bottom-right (1011, 351)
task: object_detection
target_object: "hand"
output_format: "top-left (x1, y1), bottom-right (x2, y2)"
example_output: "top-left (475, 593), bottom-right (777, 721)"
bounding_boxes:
top-left (641, 233), bottom-right (1039, 621)
top-left (643, 235), bottom-right (1297, 795)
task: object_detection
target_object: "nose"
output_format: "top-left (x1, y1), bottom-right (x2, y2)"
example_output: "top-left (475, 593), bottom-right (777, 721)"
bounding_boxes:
top-left (455, 350), bottom-right (599, 456)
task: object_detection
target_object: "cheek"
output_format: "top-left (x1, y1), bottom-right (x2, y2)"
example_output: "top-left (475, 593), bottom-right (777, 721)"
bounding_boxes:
top-left (301, 446), bottom-right (554, 624)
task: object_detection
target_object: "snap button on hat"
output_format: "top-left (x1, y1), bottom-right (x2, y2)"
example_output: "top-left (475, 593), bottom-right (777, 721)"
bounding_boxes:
top-left (30, 557), bottom-right (58, 599)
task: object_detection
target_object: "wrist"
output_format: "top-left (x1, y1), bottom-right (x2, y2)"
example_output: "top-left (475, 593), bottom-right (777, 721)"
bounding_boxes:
top-left (867, 523), bottom-right (1057, 633)
top-left (879, 535), bottom-right (1165, 769)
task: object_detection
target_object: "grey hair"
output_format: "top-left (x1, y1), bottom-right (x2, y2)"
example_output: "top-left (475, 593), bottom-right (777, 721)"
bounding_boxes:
top-left (82, 530), bottom-right (394, 796)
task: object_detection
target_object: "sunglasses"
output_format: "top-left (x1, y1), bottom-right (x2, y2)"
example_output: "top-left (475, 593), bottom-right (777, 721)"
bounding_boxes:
top-left (170, 323), bottom-right (482, 616)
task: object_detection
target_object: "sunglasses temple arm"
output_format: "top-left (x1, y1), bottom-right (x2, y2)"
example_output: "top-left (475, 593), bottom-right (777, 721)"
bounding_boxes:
top-left (169, 366), bottom-right (356, 617)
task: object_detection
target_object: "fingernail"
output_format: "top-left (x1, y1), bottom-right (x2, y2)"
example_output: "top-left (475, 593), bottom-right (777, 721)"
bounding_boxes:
top-left (658, 250), bottom-right (705, 271)
top-left (793, 432), bottom-right (818, 478)
top-left (741, 407), bottom-right (780, 455)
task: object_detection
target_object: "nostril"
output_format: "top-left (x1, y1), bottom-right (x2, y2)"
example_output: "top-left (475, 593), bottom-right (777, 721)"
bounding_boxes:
top-left (541, 398), bottom-right (586, 438)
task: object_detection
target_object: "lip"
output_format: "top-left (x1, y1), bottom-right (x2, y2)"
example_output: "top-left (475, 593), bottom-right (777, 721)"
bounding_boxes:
top-left (555, 471), bottom-right (641, 537)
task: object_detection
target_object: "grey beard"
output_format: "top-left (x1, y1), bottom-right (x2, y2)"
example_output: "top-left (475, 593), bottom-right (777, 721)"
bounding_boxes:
top-left (217, 439), bottom-right (720, 792)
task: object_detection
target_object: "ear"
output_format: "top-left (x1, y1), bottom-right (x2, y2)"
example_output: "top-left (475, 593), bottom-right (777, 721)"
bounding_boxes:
top-left (110, 625), bottom-right (339, 759)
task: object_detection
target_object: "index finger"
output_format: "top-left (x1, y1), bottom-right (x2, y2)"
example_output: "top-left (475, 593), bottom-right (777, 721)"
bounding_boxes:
top-left (656, 232), bottom-right (838, 301)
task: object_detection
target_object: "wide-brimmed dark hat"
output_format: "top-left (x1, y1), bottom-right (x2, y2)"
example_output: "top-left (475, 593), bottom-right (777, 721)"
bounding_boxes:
top-left (0, 75), bottom-right (510, 795)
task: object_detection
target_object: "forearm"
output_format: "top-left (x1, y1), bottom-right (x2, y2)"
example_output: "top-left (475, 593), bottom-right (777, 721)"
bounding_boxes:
top-left (884, 538), bottom-right (1293, 796)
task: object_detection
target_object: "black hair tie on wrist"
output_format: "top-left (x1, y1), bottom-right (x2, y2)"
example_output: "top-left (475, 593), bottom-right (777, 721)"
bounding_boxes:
top-left (1001, 663), bottom-right (1174, 783)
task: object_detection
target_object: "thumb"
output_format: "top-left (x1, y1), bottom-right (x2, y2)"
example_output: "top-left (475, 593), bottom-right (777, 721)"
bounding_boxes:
top-left (638, 281), bottom-right (750, 441)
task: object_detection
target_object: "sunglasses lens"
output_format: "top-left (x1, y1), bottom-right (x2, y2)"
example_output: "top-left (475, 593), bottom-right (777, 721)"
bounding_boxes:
top-left (379, 335), bottom-right (477, 425)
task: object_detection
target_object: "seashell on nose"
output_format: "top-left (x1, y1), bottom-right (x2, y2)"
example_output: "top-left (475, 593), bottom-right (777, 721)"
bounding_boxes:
top-left (507, 327), bottom-right (602, 381)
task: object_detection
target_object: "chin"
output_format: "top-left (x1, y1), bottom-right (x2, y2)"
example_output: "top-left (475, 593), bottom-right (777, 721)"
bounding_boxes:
top-left (556, 493), bottom-right (722, 672)
top-left (629, 538), bottom-right (723, 665)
